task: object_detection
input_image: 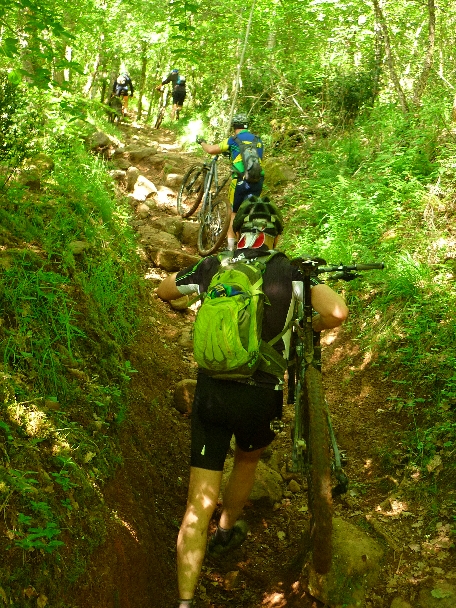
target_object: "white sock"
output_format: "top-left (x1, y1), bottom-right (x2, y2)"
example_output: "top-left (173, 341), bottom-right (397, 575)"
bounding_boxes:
top-left (228, 238), bottom-right (236, 251)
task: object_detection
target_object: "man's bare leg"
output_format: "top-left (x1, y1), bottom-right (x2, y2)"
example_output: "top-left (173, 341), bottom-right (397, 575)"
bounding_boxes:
top-left (177, 466), bottom-right (222, 599)
top-left (227, 211), bottom-right (236, 250)
top-left (219, 445), bottom-right (264, 530)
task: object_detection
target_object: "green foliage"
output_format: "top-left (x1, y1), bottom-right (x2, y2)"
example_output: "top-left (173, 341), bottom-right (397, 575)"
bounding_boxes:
top-left (13, 516), bottom-right (64, 553)
top-left (283, 99), bottom-right (456, 481)
top-left (326, 63), bottom-right (379, 123)
top-left (0, 75), bottom-right (41, 175)
top-left (0, 82), bottom-right (142, 604)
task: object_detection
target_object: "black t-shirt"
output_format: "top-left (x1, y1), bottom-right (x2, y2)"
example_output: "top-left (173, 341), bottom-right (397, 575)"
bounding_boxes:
top-left (162, 72), bottom-right (180, 85)
top-left (175, 247), bottom-right (316, 384)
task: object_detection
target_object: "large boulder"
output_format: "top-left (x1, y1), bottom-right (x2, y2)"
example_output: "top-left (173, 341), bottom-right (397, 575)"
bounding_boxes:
top-left (129, 175), bottom-right (158, 202)
top-left (306, 517), bottom-right (384, 608)
top-left (87, 131), bottom-right (113, 151)
top-left (113, 144), bottom-right (158, 162)
top-left (17, 153), bottom-right (55, 190)
top-left (181, 221), bottom-right (200, 245)
top-left (146, 249), bottom-right (200, 271)
top-left (137, 227), bottom-right (181, 250)
top-left (221, 458), bottom-right (283, 504)
top-left (149, 216), bottom-right (184, 239)
top-left (263, 158), bottom-right (296, 188)
top-left (126, 166), bottom-right (140, 192)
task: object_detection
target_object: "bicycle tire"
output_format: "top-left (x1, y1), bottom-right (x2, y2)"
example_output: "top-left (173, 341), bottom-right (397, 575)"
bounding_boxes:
top-left (197, 197), bottom-right (231, 256)
top-left (177, 164), bottom-right (206, 218)
top-left (154, 108), bottom-right (165, 129)
top-left (304, 365), bottom-right (332, 574)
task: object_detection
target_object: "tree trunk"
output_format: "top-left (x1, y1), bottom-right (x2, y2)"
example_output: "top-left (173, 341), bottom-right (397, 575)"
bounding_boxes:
top-left (412, 0), bottom-right (436, 105)
top-left (137, 44), bottom-right (148, 121)
top-left (372, 0), bottom-right (409, 114)
top-left (84, 52), bottom-right (101, 97)
top-left (227, 0), bottom-right (256, 132)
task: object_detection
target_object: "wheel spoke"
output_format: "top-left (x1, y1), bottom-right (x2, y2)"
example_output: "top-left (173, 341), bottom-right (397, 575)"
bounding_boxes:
top-left (197, 198), bottom-right (231, 256)
top-left (177, 165), bottom-right (205, 218)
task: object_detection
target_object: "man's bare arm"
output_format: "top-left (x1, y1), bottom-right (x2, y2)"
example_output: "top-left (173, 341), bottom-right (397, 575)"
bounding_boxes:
top-left (200, 142), bottom-right (222, 155)
top-left (156, 273), bottom-right (182, 301)
top-left (310, 284), bottom-right (349, 331)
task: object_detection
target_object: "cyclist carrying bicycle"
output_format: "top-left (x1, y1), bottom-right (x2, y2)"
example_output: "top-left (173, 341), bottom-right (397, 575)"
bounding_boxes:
top-left (156, 197), bottom-right (348, 608)
top-left (112, 72), bottom-right (134, 116)
top-left (156, 68), bottom-right (187, 121)
top-left (197, 113), bottom-right (265, 251)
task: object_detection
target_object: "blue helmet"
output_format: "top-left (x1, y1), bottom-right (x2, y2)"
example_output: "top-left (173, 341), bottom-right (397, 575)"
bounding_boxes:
top-left (171, 69), bottom-right (179, 73)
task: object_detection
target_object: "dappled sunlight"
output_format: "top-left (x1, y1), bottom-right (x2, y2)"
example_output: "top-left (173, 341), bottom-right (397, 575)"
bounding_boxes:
top-left (375, 498), bottom-right (409, 516)
top-left (112, 511), bottom-right (139, 542)
top-left (181, 119), bottom-right (204, 145)
top-left (411, 468), bottom-right (421, 481)
top-left (320, 327), bottom-right (341, 346)
top-left (144, 268), bottom-right (163, 281)
top-left (262, 591), bottom-right (286, 607)
top-left (360, 350), bottom-right (372, 369)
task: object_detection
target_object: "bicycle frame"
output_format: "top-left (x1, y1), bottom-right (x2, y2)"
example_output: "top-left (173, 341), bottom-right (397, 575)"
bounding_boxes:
top-left (194, 155), bottom-right (232, 256)
top-left (154, 87), bottom-right (169, 129)
top-left (199, 155), bottom-right (229, 214)
top-left (289, 259), bottom-right (384, 486)
top-left (289, 260), bottom-right (322, 474)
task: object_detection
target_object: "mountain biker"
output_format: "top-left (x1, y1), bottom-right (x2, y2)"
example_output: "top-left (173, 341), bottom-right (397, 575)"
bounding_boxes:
top-left (112, 72), bottom-right (134, 116)
top-left (156, 197), bottom-right (349, 608)
top-left (197, 113), bottom-right (265, 251)
top-left (156, 69), bottom-right (187, 121)
top-left (172, 76), bottom-right (187, 120)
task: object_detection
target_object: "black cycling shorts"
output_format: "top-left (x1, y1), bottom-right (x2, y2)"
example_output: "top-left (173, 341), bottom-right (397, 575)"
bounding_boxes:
top-left (172, 91), bottom-right (186, 106)
top-left (190, 371), bottom-right (282, 471)
top-left (232, 177), bottom-right (264, 212)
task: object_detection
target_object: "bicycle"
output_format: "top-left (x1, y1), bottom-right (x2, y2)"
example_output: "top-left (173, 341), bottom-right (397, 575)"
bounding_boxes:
top-left (107, 95), bottom-right (123, 124)
top-left (154, 86), bottom-right (169, 129)
top-left (177, 153), bottom-right (232, 256)
top-left (287, 258), bottom-right (384, 574)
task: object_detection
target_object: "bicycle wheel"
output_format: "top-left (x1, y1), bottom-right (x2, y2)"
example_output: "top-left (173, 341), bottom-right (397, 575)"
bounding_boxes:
top-left (197, 196), bottom-right (231, 256)
top-left (304, 365), bottom-right (332, 574)
top-left (154, 107), bottom-right (165, 129)
top-left (177, 164), bottom-right (206, 218)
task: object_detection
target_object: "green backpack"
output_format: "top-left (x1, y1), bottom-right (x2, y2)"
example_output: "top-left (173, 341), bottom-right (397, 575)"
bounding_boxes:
top-left (192, 251), bottom-right (288, 381)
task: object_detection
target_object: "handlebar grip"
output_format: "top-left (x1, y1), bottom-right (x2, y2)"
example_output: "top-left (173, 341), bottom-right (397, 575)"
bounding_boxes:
top-left (354, 263), bottom-right (385, 271)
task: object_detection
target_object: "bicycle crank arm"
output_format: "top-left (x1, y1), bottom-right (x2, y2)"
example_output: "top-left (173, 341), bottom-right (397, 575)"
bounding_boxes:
top-left (325, 400), bottom-right (344, 469)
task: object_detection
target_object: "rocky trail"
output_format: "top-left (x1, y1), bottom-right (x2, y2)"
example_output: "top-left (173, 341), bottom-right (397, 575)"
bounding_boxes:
top-left (74, 119), bottom-right (456, 608)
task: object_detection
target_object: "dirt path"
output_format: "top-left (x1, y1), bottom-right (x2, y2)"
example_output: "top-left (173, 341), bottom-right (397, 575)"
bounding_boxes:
top-left (71, 123), bottom-right (456, 608)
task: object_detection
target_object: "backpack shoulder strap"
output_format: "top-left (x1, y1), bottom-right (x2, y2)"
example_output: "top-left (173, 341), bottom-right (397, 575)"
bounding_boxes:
top-left (186, 252), bottom-right (232, 307)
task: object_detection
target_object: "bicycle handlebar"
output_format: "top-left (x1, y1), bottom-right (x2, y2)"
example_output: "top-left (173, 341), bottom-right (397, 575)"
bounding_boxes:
top-left (317, 262), bottom-right (385, 274)
top-left (290, 258), bottom-right (385, 280)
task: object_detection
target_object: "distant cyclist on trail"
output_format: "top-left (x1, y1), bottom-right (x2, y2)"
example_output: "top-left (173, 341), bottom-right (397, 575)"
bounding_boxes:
top-left (112, 72), bottom-right (134, 116)
top-left (156, 197), bottom-right (349, 608)
top-left (196, 113), bottom-right (265, 251)
top-left (156, 68), bottom-right (187, 120)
